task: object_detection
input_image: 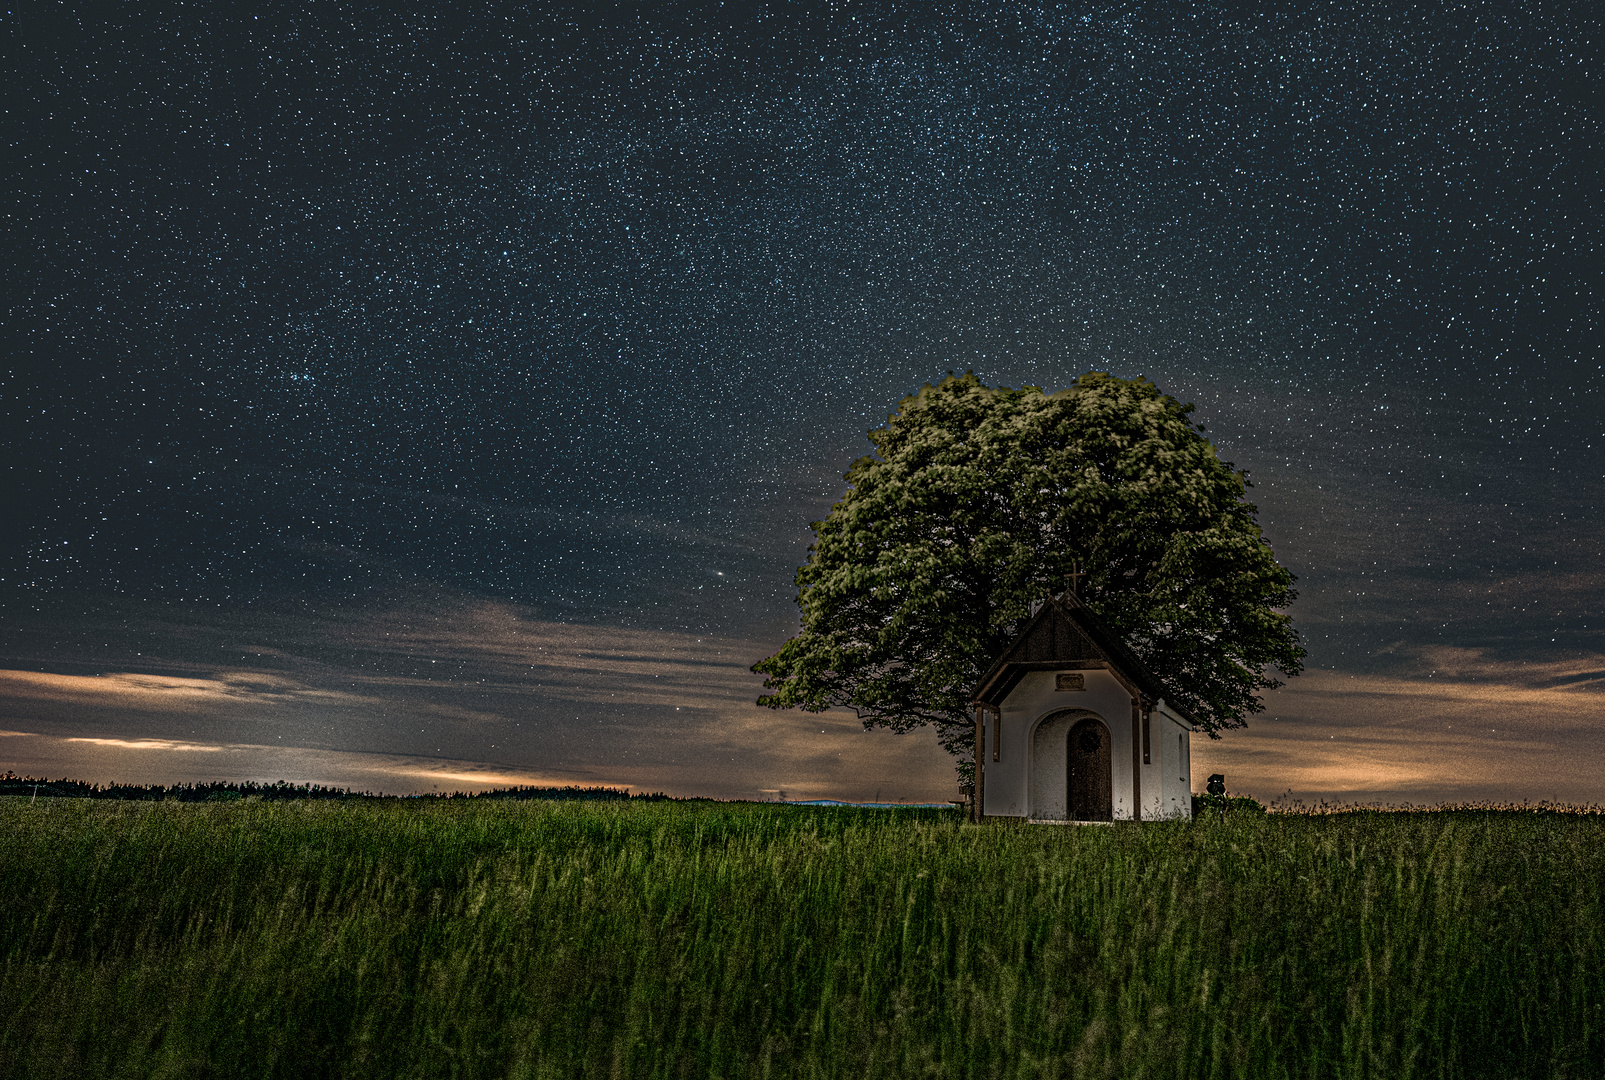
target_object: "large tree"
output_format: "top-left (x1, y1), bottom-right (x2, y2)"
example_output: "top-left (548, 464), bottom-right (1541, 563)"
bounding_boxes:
top-left (752, 372), bottom-right (1304, 766)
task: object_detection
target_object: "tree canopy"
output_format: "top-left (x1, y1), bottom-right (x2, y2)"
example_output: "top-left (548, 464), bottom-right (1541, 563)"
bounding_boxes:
top-left (752, 372), bottom-right (1304, 764)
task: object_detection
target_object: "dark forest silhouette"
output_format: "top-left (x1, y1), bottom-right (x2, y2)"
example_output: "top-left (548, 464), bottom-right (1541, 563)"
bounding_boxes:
top-left (0, 772), bottom-right (669, 803)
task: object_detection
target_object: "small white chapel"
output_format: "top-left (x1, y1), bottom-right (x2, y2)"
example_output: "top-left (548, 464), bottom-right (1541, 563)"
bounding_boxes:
top-left (971, 592), bottom-right (1195, 822)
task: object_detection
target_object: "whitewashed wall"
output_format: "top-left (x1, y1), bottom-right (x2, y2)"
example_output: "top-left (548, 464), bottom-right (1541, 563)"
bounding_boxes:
top-left (983, 669), bottom-right (1193, 821)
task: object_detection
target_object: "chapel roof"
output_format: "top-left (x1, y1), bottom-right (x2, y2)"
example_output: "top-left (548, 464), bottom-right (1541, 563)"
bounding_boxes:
top-left (970, 593), bottom-right (1197, 726)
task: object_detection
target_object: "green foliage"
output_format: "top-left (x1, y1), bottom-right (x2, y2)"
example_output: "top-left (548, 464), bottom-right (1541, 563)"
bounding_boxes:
top-left (1193, 792), bottom-right (1269, 816)
top-left (753, 372), bottom-right (1304, 757)
top-left (3, 799), bottom-right (1604, 1078)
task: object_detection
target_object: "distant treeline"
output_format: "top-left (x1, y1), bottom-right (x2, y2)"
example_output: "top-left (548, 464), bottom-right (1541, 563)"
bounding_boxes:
top-left (0, 773), bottom-right (671, 803)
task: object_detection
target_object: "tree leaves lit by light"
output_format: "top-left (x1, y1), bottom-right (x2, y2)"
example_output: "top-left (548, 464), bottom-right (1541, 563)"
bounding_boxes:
top-left (754, 372), bottom-right (1305, 762)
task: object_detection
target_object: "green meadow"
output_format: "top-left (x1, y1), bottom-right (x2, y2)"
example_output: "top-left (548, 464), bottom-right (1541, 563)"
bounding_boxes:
top-left (2, 798), bottom-right (1601, 1079)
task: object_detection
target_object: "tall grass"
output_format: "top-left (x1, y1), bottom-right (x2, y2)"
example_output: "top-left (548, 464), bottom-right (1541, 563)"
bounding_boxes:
top-left (1, 798), bottom-right (1600, 1079)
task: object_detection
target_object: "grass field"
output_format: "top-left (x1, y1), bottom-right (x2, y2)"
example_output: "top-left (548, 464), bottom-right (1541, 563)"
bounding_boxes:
top-left (2, 798), bottom-right (1601, 1079)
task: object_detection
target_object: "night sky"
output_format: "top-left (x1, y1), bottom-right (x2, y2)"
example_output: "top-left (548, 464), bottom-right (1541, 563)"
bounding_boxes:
top-left (4, 2), bottom-right (1600, 805)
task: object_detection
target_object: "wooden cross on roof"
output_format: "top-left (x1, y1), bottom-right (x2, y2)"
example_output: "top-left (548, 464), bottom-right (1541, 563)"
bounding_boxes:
top-left (1066, 561), bottom-right (1085, 600)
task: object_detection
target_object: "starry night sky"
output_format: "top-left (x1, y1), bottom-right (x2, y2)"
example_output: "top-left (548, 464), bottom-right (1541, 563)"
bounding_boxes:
top-left (4, 2), bottom-right (1601, 804)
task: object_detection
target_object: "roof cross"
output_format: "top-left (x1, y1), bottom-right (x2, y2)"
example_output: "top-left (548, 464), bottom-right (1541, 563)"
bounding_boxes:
top-left (1067, 561), bottom-right (1085, 599)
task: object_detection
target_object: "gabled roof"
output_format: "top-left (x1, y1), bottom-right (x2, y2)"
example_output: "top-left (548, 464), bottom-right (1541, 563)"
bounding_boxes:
top-left (970, 593), bottom-right (1196, 726)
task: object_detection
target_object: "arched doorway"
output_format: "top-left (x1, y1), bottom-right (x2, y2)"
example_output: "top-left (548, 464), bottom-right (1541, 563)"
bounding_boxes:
top-left (1030, 710), bottom-right (1112, 821)
top-left (1068, 717), bottom-right (1113, 821)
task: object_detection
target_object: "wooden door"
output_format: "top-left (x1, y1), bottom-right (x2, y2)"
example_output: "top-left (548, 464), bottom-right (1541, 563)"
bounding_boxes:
top-left (1068, 718), bottom-right (1113, 821)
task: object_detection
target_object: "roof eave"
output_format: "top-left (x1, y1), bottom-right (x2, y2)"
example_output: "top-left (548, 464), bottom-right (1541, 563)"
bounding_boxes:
top-left (969, 593), bottom-right (1199, 727)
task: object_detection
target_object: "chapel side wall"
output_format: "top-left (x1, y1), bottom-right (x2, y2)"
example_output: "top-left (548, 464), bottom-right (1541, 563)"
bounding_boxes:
top-left (1154, 710), bottom-right (1193, 820)
top-left (1146, 708), bottom-right (1164, 821)
top-left (1138, 705), bottom-right (1184, 821)
top-left (984, 669), bottom-right (1137, 820)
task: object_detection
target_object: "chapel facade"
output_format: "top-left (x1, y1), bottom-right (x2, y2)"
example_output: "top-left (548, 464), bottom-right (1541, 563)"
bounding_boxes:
top-left (970, 593), bottom-right (1195, 822)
